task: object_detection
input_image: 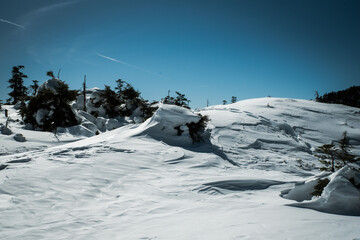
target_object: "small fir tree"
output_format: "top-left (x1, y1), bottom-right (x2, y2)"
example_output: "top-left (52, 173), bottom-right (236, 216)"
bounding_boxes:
top-left (115, 79), bottom-right (125, 100)
top-left (163, 91), bottom-right (190, 108)
top-left (337, 131), bottom-right (358, 166)
top-left (46, 71), bottom-right (55, 78)
top-left (231, 96), bottom-right (237, 104)
top-left (315, 132), bottom-right (360, 172)
top-left (7, 65), bottom-right (28, 104)
top-left (30, 80), bottom-right (39, 96)
top-left (315, 143), bottom-right (338, 172)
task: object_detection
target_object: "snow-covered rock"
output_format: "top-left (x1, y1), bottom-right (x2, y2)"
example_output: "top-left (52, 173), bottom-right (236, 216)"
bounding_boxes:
top-left (106, 118), bottom-right (122, 131)
top-left (81, 121), bottom-right (98, 133)
top-left (77, 110), bottom-right (97, 124)
top-left (0, 125), bottom-right (12, 135)
top-left (13, 133), bottom-right (26, 142)
top-left (95, 117), bottom-right (107, 132)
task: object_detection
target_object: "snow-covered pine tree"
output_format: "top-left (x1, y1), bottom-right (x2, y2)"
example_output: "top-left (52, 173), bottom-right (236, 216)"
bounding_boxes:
top-left (22, 74), bottom-right (78, 131)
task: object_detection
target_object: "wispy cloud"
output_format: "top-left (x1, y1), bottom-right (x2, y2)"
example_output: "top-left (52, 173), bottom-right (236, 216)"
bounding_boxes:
top-left (29, 0), bottom-right (81, 15)
top-left (0, 18), bottom-right (26, 29)
top-left (19, 0), bottom-right (84, 28)
top-left (96, 53), bottom-right (170, 80)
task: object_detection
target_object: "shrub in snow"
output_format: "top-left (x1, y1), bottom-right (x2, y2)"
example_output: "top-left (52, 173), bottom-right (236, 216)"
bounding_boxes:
top-left (21, 77), bottom-right (78, 131)
top-left (163, 91), bottom-right (190, 109)
top-left (77, 81), bottom-right (156, 122)
top-left (185, 114), bottom-right (209, 143)
top-left (311, 178), bottom-right (330, 197)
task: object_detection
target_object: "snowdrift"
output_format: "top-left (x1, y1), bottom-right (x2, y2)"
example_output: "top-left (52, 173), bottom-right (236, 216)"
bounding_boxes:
top-left (283, 166), bottom-right (360, 216)
top-left (133, 103), bottom-right (209, 146)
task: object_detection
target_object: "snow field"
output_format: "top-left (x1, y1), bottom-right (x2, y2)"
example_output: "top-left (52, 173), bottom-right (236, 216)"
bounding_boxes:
top-left (0, 97), bottom-right (360, 239)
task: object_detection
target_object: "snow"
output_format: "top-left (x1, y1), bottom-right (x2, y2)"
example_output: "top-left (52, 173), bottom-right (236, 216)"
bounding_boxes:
top-left (134, 103), bottom-right (203, 146)
top-left (1, 97), bottom-right (360, 239)
top-left (37, 78), bottom-right (61, 94)
top-left (287, 166), bottom-right (360, 215)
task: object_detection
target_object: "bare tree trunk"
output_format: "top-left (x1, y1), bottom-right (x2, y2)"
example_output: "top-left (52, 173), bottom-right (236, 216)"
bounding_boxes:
top-left (83, 75), bottom-right (87, 112)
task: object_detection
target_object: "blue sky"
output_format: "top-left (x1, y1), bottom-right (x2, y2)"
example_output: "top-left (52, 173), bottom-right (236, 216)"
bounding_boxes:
top-left (1, 0), bottom-right (359, 108)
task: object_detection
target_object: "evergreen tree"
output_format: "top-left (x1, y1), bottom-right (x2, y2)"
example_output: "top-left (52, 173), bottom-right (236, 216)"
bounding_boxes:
top-left (337, 132), bottom-right (358, 166)
top-left (231, 96), bottom-right (237, 104)
top-left (317, 86), bottom-right (360, 108)
top-left (115, 79), bottom-right (125, 100)
top-left (100, 85), bottom-right (120, 118)
top-left (315, 91), bottom-right (320, 101)
top-left (7, 65), bottom-right (28, 104)
top-left (174, 91), bottom-right (190, 108)
top-left (82, 75), bottom-right (87, 111)
top-left (315, 132), bottom-right (360, 172)
top-left (30, 80), bottom-right (39, 96)
top-left (315, 143), bottom-right (338, 172)
top-left (46, 71), bottom-right (55, 78)
top-left (223, 100), bottom-right (227, 105)
top-left (122, 83), bottom-right (140, 101)
top-left (163, 91), bottom-right (190, 108)
top-left (22, 74), bottom-right (78, 131)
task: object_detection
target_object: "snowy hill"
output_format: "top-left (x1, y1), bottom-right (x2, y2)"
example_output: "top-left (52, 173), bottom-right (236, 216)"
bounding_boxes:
top-left (0, 98), bottom-right (360, 239)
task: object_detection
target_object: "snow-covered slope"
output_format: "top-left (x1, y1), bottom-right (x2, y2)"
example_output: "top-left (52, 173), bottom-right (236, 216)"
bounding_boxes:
top-left (0, 98), bottom-right (360, 239)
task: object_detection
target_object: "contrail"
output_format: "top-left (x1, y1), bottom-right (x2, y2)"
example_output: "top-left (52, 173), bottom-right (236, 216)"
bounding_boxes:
top-left (0, 18), bottom-right (26, 29)
top-left (96, 53), bottom-right (169, 80)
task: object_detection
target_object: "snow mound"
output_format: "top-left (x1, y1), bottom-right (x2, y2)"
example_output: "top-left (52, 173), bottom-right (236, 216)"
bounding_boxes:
top-left (134, 104), bottom-right (207, 146)
top-left (37, 78), bottom-right (61, 94)
top-left (0, 125), bottom-right (12, 135)
top-left (13, 133), bottom-right (26, 142)
top-left (284, 166), bottom-right (360, 216)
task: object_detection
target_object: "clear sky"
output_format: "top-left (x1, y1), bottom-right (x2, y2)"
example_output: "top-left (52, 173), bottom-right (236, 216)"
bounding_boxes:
top-left (1, 0), bottom-right (359, 108)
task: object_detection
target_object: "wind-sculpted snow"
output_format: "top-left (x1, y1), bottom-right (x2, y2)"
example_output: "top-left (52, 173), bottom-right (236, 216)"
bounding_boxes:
top-left (284, 166), bottom-right (360, 216)
top-left (200, 179), bottom-right (286, 192)
top-left (133, 103), bottom-right (203, 146)
top-left (1, 98), bottom-right (360, 239)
